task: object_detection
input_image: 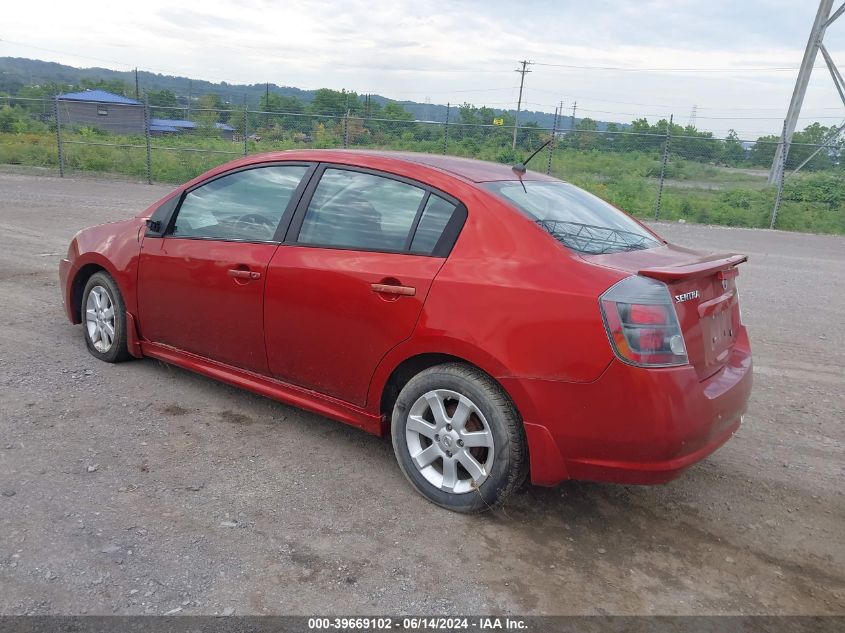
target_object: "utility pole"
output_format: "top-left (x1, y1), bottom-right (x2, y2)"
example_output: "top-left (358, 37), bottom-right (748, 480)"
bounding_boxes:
top-left (511, 59), bottom-right (533, 150)
top-left (187, 80), bottom-right (192, 118)
top-left (134, 67), bottom-right (139, 100)
top-left (546, 105), bottom-right (560, 175)
top-left (443, 102), bottom-right (450, 155)
top-left (242, 93), bottom-right (248, 157)
top-left (265, 82), bottom-right (270, 129)
top-left (769, 0), bottom-right (841, 183)
top-left (655, 114), bottom-right (673, 220)
top-left (143, 93), bottom-right (152, 185)
top-left (569, 101), bottom-right (577, 136)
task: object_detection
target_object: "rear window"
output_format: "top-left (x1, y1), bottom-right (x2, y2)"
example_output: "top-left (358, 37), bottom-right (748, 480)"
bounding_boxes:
top-left (298, 168), bottom-right (425, 252)
top-left (483, 181), bottom-right (661, 255)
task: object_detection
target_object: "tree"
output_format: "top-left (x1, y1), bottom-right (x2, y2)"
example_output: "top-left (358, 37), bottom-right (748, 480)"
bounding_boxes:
top-left (79, 78), bottom-right (133, 97)
top-left (195, 94), bottom-right (226, 135)
top-left (458, 102), bottom-right (481, 126)
top-left (258, 92), bottom-right (305, 114)
top-left (381, 103), bottom-right (413, 121)
top-left (18, 82), bottom-right (68, 100)
top-left (456, 103), bottom-right (505, 140)
top-left (619, 118), bottom-right (664, 153)
top-left (749, 134), bottom-right (779, 168)
top-left (789, 122), bottom-right (841, 170)
top-left (749, 123), bottom-right (843, 171)
top-left (0, 105), bottom-right (47, 133)
top-left (362, 102), bottom-right (414, 143)
top-left (309, 89), bottom-right (361, 116)
top-left (15, 83), bottom-right (69, 116)
top-left (721, 130), bottom-right (746, 166)
top-left (560, 117), bottom-right (600, 151)
top-left (147, 89), bottom-right (181, 119)
top-left (518, 121), bottom-right (543, 150)
top-left (0, 105), bottom-right (20, 132)
top-left (257, 92), bottom-right (308, 132)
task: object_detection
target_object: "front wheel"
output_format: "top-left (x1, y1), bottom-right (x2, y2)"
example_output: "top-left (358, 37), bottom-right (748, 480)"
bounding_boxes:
top-left (82, 271), bottom-right (131, 363)
top-left (391, 363), bottom-right (527, 513)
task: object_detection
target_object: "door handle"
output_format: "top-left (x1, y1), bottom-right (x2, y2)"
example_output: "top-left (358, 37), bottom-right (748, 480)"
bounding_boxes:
top-left (371, 283), bottom-right (415, 297)
top-left (228, 269), bottom-right (261, 280)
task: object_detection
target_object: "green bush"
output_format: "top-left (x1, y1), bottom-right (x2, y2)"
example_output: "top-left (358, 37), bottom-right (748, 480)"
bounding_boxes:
top-left (0, 129), bottom-right (843, 235)
top-left (784, 173), bottom-right (845, 209)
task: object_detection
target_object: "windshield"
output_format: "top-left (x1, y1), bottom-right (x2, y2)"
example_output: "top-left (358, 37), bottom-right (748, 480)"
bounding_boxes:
top-left (483, 181), bottom-right (661, 255)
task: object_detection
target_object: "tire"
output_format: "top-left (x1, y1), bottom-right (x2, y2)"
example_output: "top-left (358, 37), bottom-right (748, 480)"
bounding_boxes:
top-left (81, 271), bottom-right (132, 363)
top-left (391, 362), bottom-right (527, 513)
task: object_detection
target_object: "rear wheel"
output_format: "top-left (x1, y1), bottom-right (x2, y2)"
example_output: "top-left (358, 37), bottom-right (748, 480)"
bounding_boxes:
top-left (82, 272), bottom-right (131, 363)
top-left (391, 363), bottom-right (527, 513)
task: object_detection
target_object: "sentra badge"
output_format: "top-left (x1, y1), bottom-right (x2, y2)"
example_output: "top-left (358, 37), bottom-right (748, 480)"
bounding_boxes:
top-left (675, 290), bottom-right (700, 303)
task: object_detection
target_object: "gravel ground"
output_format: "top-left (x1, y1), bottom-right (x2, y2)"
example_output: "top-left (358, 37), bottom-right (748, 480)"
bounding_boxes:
top-left (0, 169), bottom-right (843, 616)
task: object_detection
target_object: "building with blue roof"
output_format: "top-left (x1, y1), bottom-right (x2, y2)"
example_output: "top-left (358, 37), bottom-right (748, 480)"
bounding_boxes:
top-left (150, 118), bottom-right (235, 140)
top-left (57, 89), bottom-right (144, 134)
top-left (57, 90), bottom-right (142, 105)
top-left (55, 89), bottom-right (236, 139)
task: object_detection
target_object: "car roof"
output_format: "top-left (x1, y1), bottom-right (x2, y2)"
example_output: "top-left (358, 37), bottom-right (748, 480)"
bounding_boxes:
top-left (366, 151), bottom-right (558, 183)
top-left (244, 149), bottom-right (559, 184)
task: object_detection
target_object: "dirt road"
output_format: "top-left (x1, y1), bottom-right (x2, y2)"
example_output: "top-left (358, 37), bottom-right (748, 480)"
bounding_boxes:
top-left (0, 169), bottom-right (842, 615)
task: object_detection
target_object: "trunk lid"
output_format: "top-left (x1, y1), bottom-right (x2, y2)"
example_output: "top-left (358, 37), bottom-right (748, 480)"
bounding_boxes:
top-left (586, 246), bottom-right (746, 380)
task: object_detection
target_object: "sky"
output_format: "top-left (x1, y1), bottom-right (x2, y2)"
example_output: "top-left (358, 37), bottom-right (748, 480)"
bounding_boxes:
top-left (2, 0), bottom-right (844, 139)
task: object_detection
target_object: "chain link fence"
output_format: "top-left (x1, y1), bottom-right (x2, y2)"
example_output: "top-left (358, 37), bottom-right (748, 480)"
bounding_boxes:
top-left (1, 95), bottom-right (843, 232)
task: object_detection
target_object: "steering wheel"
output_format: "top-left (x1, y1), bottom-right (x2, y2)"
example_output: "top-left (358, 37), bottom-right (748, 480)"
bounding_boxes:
top-left (234, 213), bottom-right (275, 236)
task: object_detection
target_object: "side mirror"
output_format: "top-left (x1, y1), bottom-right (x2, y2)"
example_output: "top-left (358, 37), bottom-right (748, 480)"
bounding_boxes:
top-left (144, 195), bottom-right (180, 238)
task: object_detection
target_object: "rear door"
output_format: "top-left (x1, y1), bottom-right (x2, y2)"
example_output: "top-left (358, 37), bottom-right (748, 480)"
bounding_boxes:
top-left (137, 163), bottom-right (312, 373)
top-left (264, 165), bottom-right (466, 406)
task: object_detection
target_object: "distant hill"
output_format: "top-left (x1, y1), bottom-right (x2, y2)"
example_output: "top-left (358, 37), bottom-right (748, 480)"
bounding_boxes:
top-left (0, 56), bottom-right (623, 130)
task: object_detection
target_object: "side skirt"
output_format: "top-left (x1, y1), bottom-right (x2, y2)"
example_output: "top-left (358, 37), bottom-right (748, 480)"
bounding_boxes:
top-left (139, 341), bottom-right (384, 435)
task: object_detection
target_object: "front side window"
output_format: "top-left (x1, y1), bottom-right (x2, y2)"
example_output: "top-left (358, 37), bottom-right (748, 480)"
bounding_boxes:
top-left (172, 165), bottom-right (308, 242)
top-left (483, 181), bottom-right (661, 254)
top-left (298, 169), bottom-right (426, 252)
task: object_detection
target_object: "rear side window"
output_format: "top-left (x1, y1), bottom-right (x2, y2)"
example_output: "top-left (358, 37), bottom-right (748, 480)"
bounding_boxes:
top-left (410, 195), bottom-right (457, 254)
top-left (297, 169), bottom-right (426, 251)
top-left (172, 165), bottom-right (308, 242)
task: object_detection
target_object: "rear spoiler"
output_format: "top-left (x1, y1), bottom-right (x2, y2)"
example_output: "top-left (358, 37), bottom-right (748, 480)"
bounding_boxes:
top-left (638, 254), bottom-right (747, 283)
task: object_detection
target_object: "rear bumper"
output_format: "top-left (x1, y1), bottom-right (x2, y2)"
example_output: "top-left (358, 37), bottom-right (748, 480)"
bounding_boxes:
top-left (503, 331), bottom-right (753, 486)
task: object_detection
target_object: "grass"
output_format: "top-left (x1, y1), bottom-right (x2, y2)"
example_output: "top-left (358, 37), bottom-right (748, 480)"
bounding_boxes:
top-left (1, 130), bottom-right (843, 235)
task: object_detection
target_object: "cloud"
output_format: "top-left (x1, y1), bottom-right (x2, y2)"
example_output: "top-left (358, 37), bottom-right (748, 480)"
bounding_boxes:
top-left (1, 0), bottom-right (843, 137)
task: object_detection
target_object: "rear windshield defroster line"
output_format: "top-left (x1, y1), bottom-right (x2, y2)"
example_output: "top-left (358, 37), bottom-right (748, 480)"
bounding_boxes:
top-left (483, 181), bottom-right (661, 255)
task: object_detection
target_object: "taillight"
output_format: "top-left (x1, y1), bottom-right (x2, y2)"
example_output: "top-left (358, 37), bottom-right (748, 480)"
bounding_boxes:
top-left (600, 276), bottom-right (688, 367)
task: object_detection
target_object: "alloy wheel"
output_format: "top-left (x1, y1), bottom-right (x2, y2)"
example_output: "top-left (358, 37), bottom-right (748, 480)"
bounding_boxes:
top-left (85, 285), bottom-right (115, 353)
top-left (405, 389), bottom-right (495, 494)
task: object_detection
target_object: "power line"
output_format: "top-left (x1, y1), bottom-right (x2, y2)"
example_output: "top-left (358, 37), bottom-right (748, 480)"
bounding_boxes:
top-left (532, 61), bottom-right (831, 73)
top-left (0, 37), bottom-right (135, 69)
top-left (358, 86), bottom-right (521, 96)
top-left (509, 85), bottom-right (845, 112)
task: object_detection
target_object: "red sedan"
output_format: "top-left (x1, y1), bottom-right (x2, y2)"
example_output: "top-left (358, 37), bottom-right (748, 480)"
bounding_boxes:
top-left (59, 150), bottom-right (752, 513)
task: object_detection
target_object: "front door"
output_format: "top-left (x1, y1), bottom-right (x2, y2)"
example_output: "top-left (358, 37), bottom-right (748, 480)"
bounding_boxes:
top-left (137, 164), bottom-right (311, 374)
top-left (264, 166), bottom-right (465, 406)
